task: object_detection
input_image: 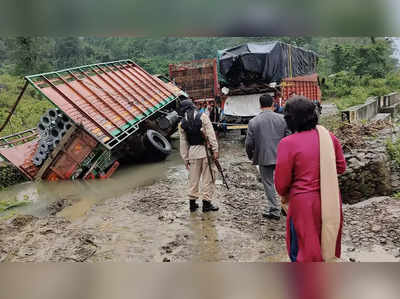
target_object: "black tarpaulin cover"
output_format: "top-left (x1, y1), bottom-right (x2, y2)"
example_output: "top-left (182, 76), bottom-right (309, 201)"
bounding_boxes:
top-left (218, 41), bottom-right (318, 87)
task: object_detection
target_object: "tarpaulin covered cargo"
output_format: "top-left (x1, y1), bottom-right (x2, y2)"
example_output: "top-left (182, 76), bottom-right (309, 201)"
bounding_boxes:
top-left (218, 41), bottom-right (318, 87)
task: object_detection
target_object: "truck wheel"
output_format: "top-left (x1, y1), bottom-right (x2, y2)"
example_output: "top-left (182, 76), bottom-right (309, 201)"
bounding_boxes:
top-left (144, 129), bottom-right (172, 158)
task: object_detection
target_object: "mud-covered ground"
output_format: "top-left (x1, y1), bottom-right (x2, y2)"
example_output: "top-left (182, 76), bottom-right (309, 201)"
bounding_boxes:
top-left (0, 132), bottom-right (399, 262)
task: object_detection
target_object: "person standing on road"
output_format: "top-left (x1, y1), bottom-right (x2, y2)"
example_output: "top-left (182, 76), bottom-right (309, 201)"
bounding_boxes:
top-left (245, 94), bottom-right (289, 220)
top-left (178, 99), bottom-right (220, 213)
top-left (199, 103), bottom-right (206, 113)
top-left (274, 96), bottom-right (346, 262)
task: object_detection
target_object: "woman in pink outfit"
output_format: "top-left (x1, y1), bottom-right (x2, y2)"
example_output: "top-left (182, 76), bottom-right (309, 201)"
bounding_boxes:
top-left (274, 97), bottom-right (346, 262)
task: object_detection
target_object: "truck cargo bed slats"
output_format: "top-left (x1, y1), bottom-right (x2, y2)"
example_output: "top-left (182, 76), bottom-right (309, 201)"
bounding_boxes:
top-left (25, 60), bottom-right (179, 149)
top-left (169, 58), bottom-right (218, 102)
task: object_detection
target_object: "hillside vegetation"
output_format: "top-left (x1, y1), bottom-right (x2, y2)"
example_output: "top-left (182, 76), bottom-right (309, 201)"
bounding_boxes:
top-left (0, 37), bottom-right (399, 137)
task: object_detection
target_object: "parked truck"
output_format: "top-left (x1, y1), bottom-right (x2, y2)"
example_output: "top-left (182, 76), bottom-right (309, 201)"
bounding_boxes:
top-left (0, 59), bottom-right (186, 183)
top-left (169, 41), bottom-right (322, 130)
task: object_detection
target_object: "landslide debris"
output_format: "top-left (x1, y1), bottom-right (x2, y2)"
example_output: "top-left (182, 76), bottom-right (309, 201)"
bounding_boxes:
top-left (334, 120), bottom-right (392, 152)
top-left (343, 197), bottom-right (400, 250)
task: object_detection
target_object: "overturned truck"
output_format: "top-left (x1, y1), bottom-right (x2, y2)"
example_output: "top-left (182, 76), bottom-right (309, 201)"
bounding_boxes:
top-left (0, 60), bottom-right (185, 182)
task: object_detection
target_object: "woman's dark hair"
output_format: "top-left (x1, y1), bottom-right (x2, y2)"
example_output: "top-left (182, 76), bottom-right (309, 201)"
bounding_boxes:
top-left (283, 96), bottom-right (319, 132)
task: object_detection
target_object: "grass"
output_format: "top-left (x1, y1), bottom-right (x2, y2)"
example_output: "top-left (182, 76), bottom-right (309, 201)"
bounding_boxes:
top-left (386, 138), bottom-right (400, 167)
top-left (319, 114), bottom-right (342, 134)
top-left (393, 192), bottom-right (400, 199)
top-left (0, 199), bottom-right (31, 213)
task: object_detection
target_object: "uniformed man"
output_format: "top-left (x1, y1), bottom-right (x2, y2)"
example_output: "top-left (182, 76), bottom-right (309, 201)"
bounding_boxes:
top-left (178, 99), bottom-right (219, 212)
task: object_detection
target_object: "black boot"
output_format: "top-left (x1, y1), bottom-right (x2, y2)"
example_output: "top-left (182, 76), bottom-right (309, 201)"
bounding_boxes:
top-left (190, 200), bottom-right (199, 212)
top-left (202, 200), bottom-right (219, 212)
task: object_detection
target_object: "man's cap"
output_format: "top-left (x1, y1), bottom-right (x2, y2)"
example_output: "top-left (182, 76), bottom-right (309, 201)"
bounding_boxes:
top-left (178, 99), bottom-right (196, 116)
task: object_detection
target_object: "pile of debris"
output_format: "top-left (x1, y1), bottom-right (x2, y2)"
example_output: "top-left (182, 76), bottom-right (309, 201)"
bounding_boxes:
top-left (336, 120), bottom-right (395, 204)
top-left (343, 197), bottom-right (400, 251)
top-left (335, 120), bottom-right (392, 152)
top-left (32, 109), bottom-right (72, 166)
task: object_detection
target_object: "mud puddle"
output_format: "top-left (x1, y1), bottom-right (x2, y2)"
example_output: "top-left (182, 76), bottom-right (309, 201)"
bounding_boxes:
top-left (1, 132), bottom-right (398, 262)
top-left (0, 138), bottom-right (183, 220)
top-left (0, 133), bottom-right (290, 262)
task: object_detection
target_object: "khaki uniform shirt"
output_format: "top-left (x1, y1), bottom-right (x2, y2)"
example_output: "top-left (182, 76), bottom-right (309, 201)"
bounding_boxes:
top-left (179, 112), bottom-right (218, 161)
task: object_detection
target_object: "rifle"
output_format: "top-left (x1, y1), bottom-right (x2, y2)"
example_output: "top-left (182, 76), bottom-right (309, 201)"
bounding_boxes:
top-left (202, 132), bottom-right (229, 190)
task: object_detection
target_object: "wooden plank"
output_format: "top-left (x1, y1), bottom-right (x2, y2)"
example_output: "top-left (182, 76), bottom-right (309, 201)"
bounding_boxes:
top-left (226, 125), bottom-right (248, 130)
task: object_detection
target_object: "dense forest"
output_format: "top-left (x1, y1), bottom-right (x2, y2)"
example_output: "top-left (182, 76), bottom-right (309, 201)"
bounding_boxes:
top-left (0, 37), bottom-right (399, 137)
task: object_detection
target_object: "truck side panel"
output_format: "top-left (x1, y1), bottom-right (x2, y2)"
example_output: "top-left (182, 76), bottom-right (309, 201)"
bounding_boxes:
top-left (169, 58), bottom-right (219, 103)
top-left (0, 139), bottom-right (39, 180)
top-left (281, 74), bottom-right (321, 105)
top-left (42, 128), bottom-right (98, 181)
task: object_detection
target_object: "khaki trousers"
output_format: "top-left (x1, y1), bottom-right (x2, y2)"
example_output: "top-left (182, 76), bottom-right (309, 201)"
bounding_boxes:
top-left (188, 157), bottom-right (216, 202)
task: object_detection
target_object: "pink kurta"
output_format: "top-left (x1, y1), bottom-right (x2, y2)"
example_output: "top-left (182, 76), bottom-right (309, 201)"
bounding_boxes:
top-left (274, 129), bottom-right (346, 262)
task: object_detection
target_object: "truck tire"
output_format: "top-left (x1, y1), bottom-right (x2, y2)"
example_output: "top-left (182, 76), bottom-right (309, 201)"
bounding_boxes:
top-left (144, 129), bottom-right (172, 158)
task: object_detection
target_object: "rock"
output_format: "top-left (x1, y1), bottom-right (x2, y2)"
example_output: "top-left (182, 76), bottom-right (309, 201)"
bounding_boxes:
top-left (163, 257), bottom-right (170, 262)
top-left (10, 215), bottom-right (37, 228)
top-left (344, 153), bottom-right (353, 159)
top-left (39, 228), bottom-right (55, 235)
top-left (347, 247), bottom-right (356, 252)
top-left (48, 199), bottom-right (72, 215)
top-left (349, 258), bottom-right (356, 262)
top-left (371, 225), bottom-right (382, 233)
top-left (348, 158), bottom-right (362, 168)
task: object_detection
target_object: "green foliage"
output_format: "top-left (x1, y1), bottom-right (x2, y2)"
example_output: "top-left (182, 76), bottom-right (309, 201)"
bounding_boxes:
top-left (324, 72), bottom-right (400, 110)
top-left (0, 199), bottom-right (30, 212)
top-left (6, 37), bottom-right (54, 76)
top-left (318, 114), bottom-right (342, 133)
top-left (320, 38), bottom-right (400, 110)
top-left (0, 37), bottom-right (312, 135)
top-left (0, 36), bottom-right (399, 134)
top-left (386, 138), bottom-right (400, 167)
top-left (0, 74), bottom-right (54, 137)
top-left (330, 40), bottom-right (395, 78)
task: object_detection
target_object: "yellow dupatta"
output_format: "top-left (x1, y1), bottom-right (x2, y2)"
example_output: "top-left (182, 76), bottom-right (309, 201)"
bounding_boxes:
top-left (316, 125), bottom-right (341, 262)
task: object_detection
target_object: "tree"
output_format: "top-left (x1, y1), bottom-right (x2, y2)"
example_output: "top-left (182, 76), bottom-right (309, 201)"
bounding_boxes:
top-left (54, 37), bottom-right (85, 68)
top-left (330, 40), bottom-right (395, 78)
top-left (7, 37), bottom-right (53, 76)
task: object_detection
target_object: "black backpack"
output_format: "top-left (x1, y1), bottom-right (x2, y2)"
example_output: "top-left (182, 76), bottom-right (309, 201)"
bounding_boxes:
top-left (181, 110), bottom-right (204, 146)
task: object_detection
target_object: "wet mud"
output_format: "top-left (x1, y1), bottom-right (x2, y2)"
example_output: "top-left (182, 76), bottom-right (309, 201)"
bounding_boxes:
top-left (0, 133), bottom-right (399, 262)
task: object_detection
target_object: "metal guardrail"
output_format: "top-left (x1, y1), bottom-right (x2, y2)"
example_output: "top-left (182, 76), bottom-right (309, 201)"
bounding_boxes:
top-left (341, 93), bottom-right (400, 123)
top-left (0, 128), bottom-right (38, 149)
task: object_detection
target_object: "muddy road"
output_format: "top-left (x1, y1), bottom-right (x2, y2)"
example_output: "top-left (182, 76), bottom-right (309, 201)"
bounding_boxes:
top-left (0, 133), bottom-right (399, 262)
